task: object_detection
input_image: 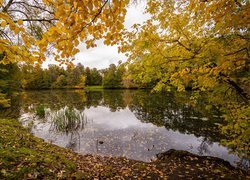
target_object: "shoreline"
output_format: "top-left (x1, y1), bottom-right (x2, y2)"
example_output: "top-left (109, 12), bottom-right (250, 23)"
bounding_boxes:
top-left (0, 118), bottom-right (248, 179)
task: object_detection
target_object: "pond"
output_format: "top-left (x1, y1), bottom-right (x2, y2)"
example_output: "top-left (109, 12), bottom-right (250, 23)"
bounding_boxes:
top-left (1, 89), bottom-right (242, 166)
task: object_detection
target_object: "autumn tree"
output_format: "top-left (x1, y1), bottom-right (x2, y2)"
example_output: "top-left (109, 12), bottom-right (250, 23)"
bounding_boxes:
top-left (89, 68), bottom-right (102, 85)
top-left (85, 67), bottom-right (91, 85)
top-left (103, 64), bottom-right (124, 88)
top-left (1, 0), bottom-right (249, 158)
top-left (0, 60), bottom-right (21, 108)
top-left (0, 0), bottom-right (130, 105)
top-left (53, 74), bottom-right (67, 88)
top-left (121, 0), bottom-right (249, 157)
top-left (66, 63), bottom-right (84, 86)
top-left (1, 0), bottom-right (129, 63)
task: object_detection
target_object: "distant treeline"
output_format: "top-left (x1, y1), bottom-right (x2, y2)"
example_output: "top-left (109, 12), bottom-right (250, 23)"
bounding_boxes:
top-left (0, 62), bottom-right (138, 92)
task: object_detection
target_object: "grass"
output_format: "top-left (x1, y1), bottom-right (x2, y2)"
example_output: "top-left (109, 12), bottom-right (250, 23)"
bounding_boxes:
top-left (0, 118), bottom-right (80, 179)
top-left (35, 104), bottom-right (45, 118)
top-left (51, 107), bottom-right (86, 134)
top-left (84, 86), bottom-right (104, 90)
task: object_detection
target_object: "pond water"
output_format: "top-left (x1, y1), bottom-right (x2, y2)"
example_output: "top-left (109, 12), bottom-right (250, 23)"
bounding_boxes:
top-left (1, 90), bottom-right (241, 166)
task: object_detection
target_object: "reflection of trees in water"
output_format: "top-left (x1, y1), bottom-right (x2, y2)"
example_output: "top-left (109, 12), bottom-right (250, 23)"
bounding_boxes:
top-left (83, 90), bottom-right (225, 150)
top-left (0, 93), bottom-right (22, 118)
top-left (84, 90), bottom-right (128, 111)
top-left (129, 91), bottom-right (224, 142)
top-left (6, 89), bottom-right (245, 163)
top-left (85, 90), bottom-right (103, 108)
top-left (19, 90), bottom-right (87, 111)
top-left (101, 90), bottom-right (126, 111)
top-left (11, 89), bottom-right (225, 144)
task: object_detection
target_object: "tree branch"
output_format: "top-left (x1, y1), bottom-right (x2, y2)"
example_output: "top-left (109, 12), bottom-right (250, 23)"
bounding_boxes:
top-left (12, 1), bottom-right (54, 15)
top-left (176, 40), bottom-right (191, 51)
top-left (225, 48), bottom-right (249, 57)
top-left (2, 0), bottom-right (14, 12)
top-left (78, 0), bottom-right (109, 33)
top-left (19, 18), bottom-right (58, 23)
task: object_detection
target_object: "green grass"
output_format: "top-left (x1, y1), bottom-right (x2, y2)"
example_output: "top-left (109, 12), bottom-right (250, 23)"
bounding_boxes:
top-left (52, 107), bottom-right (86, 134)
top-left (35, 104), bottom-right (45, 118)
top-left (84, 86), bottom-right (104, 90)
top-left (0, 118), bottom-right (80, 179)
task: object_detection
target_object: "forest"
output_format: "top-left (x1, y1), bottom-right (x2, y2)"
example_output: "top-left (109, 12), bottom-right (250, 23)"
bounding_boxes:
top-left (0, 0), bottom-right (249, 179)
top-left (0, 61), bottom-right (129, 92)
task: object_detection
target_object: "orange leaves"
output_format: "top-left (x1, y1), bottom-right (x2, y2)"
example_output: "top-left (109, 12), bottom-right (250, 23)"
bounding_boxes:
top-left (17, 19), bottom-right (23, 25)
top-left (1, 20), bottom-right (7, 27)
top-left (0, 0), bottom-right (123, 65)
top-left (73, 1), bottom-right (78, 9)
top-left (72, 48), bottom-right (80, 55)
top-left (85, 39), bottom-right (96, 49)
top-left (0, 5), bottom-right (47, 63)
top-left (87, 0), bottom-right (93, 11)
top-left (31, 0), bottom-right (129, 63)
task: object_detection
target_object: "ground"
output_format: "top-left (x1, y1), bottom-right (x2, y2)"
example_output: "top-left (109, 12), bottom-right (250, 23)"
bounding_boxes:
top-left (0, 118), bottom-right (248, 179)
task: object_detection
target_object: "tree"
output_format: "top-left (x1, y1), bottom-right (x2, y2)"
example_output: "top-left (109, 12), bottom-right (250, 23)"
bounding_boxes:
top-left (103, 64), bottom-right (123, 88)
top-left (65, 63), bottom-right (83, 87)
top-left (53, 75), bottom-right (67, 88)
top-left (90, 68), bottom-right (102, 85)
top-left (121, 0), bottom-right (249, 157)
top-left (1, 0), bottom-right (129, 106)
top-left (85, 67), bottom-right (91, 86)
top-left (0, 0), bottom-right (129, 65)
top-left (1, 0), bottom-right (249, 158)
top-left (73, 63), bottom-right (85, 86)
top-left (0, 92), bottom-right (9, 108)
top-left (78, 75), bottom-right (86, 88)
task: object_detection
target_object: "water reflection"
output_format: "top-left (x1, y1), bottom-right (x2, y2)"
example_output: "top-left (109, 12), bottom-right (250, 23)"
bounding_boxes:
top-left (0, 90), bottom-right (242, 166)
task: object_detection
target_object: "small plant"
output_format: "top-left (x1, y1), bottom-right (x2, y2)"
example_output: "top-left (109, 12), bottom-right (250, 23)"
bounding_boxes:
top-left (51, 106), bottom-right (87, 135)
top-left (27, 121), bottom-right (34, 131)
top-left (35, 105), bottom-right (45, 118)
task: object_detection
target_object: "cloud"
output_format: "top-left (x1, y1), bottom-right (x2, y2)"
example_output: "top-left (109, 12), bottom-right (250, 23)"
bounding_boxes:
top-left (124, 2), bottom-right (149, 29)
top-left (43, 3), bottom-right (149, 69)
top-left (75, 40), bottom-right (126, 69)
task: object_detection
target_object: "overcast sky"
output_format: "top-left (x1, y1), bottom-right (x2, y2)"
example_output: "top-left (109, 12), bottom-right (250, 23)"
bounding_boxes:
top-left (43, 2), bottom-right (149, 69)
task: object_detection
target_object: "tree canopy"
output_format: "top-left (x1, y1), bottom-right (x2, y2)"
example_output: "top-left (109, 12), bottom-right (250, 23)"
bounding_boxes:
top-left (0, 0), bottom-right (249, 157)
top-left (0, 0), bottom-right (129, 65)
top-left (120, 0), bottom-right (249, 157)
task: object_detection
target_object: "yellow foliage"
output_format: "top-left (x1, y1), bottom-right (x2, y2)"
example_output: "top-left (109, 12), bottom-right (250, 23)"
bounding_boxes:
top-left (17, 19), bottom-right (23, 25)
top-left (0, 0), bottom-right (129, 65)
top-left (1, 20), bottom-right (7, 27)
top-left (121, 0), bottom-right (249, 157)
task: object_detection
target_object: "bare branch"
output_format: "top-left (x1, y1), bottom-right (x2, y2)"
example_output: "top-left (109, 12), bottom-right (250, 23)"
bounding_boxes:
top-left (9, 9), bottom-right (30, 19)
top-left (19, 18), bottom-right (58, 23)
top-left (12, 1), bottom-right (54, 15)
top-left (0, 30), bottom-right (13, 42)
top-left (2, 0), bottom-right (14, 12)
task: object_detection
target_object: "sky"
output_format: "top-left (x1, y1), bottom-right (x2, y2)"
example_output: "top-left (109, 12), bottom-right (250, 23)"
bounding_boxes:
top-left (43, 2), bottom-right (149, 69)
